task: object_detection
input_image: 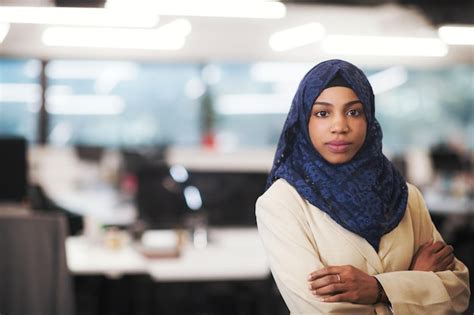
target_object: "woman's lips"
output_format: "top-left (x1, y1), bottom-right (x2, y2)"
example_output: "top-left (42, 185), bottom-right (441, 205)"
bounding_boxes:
top-left (326, 141), bottom-right (351, 153)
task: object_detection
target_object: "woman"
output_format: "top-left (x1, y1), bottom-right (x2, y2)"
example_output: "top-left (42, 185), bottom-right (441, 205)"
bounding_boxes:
top-left (256, 59), bottom-right (470, 314)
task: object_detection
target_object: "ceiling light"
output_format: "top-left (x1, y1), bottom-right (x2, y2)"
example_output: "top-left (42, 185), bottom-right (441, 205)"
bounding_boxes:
top-left (250, 62), bottom-right (314, 82)
top-left (368, 67), bottom-right (408, 95)
top-left (217, 94), bottom-right (290, 115)
top-left (322, 35), bottom-right (448, 57)
top-left (46, 61), bottom-right (138, 79)
top-left (438, 25), bottom-right (474, 45)
top-left (106, 0), bottom-right (286, 19)
top-left (0, 83), bottom-right (41, 103)
top-left (0, 6), bottom-right (158, 28)
top-left (46, 95), bottom-right (125, 115)
top-left (269, 23), bottom-right (325, 52)
top-left (0, 23), bottom-right (10, 43)
top-left (42, 19), bottom-right (192, 50)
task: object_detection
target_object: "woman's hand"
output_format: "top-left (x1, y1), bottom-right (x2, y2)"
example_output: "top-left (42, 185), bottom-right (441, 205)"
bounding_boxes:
top-left (410, 241), bottom-right (455, 272)
top-left (307, 265), bottom-right (379, 304)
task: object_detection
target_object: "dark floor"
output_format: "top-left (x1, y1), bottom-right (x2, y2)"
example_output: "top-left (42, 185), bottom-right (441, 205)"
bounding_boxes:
top-left (74, 275), bottom-right (286, 315)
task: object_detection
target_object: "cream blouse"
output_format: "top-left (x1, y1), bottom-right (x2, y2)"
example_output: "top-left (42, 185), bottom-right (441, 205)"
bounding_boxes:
top-left (256, 179), bottom-right (470, 314)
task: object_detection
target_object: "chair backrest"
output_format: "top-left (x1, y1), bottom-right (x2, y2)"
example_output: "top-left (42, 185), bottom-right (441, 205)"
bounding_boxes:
top-left (0, 210), bottom-right (75, 315)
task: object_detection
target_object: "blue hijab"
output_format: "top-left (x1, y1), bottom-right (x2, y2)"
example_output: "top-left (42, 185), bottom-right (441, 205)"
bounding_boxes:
top-left (267, 59), bottom-right (408, 252)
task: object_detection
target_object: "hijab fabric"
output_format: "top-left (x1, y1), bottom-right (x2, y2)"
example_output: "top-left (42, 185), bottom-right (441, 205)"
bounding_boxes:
top-left (267, 59), bottom-right (408, 251)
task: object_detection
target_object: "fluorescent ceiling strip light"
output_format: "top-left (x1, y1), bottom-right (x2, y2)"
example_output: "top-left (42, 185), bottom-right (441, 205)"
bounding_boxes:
top-left (0, 83), bottom-right (41, 103)
top-left (322, 35), bottom-right (448, 57)
top-left (46, 61), bottom-right (138, 79)
top-left (106, 0), bottom-right (286, 19)
top-left (0, 23), bottom-right (10, 43)
top-left (45, 85), bottom-right (74, 97)
top-left (368, 67), bottom-right (408, 95)
top-left (217, 94), bottom-right (290, 115)
top-left (42, 19), bottom-right (191, 50)
top-left (251, 62), bottom-right (315, 82)
top-left (438, 25), bottom-right (474, 45)
top-left (46, 95), bottom-right (125, 115)
top-left (269, 23), bottom-right (325, 51)
top-left (0, 6), bottom-right (158, 28)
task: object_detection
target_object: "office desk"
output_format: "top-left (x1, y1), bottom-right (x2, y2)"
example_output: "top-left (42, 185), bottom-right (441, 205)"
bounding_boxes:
top-left (424, 189), bottom-right (474, 215)
top-left (66, 228), bottom-right (270, 281)
top-left (45, 184), bottom-right (137, 226)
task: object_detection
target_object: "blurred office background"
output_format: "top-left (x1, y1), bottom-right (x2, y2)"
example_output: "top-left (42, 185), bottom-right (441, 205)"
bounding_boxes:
top-left (0, 0), bottom-right (472, 314)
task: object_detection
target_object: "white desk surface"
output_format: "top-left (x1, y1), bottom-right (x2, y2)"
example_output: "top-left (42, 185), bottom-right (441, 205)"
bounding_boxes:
top-left (45, 184), bottom-right (137, 226)
top-left (66, 227), bottom-right (271, 282)
top-left (424, 190), bottom-right (474, 215)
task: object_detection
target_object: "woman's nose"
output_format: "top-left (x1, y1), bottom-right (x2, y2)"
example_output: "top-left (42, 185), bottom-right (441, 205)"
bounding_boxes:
top-left (330, 116), bottom-right (349, 133)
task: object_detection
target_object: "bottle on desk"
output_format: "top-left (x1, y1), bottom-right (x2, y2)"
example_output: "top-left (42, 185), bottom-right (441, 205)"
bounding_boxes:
top-left (184, 211), bottom-right (209, 249)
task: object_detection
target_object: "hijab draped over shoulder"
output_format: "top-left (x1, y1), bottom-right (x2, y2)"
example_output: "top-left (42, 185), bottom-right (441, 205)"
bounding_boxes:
top-left (267, 59), bottom-right (408, 251)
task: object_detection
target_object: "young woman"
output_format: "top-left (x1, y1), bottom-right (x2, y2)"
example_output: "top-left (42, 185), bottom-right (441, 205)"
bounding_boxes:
top-left (256, 59), bottom-right (470, 314)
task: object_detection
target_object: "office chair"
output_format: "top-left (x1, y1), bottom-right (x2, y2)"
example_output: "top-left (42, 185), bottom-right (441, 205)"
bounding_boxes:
top-left (0, 210), bottom-right (75, 315)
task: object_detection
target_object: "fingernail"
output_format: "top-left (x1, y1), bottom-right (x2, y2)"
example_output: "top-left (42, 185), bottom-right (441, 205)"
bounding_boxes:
top-left (308, 284), bottom-right (312, 290)
top-left (307, 274), bottom-right (313, 281)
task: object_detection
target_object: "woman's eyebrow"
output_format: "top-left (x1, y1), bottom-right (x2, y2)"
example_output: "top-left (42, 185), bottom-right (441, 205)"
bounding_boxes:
top-left (313, 100), bottom-right (362, 108)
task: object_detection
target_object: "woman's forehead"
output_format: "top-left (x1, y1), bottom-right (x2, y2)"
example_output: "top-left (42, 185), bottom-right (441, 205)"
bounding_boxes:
top-left (315, 86), bottom-right (358, 100)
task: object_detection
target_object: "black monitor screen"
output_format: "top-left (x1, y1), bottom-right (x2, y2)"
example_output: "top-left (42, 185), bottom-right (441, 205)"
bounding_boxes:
top-left (188, 171), bottom-right (268, 227)
top-left (0, 137), bottom-right (27, 202)
top-left (136, 165), bottom-right (189, 229)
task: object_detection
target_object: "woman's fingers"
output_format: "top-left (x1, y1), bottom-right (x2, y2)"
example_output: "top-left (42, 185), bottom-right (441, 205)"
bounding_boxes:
top-left (308, 265), bottom-right (379, 304)
top-left (438, 253), bottom-right (455, 271)
top-left (308, 266), bottom-right (344, 281)
top-left (429, 241), bottom-right (445, 252)
top-left (430, 243), bottom-right (454, 271)
top-left (310, 282), bottom-right (345, 296)
top-left (437, 244), bottom-right (454, 260)
top-left (308, 274), bottom-right (342, 290)
top-left (319, 292), bottom-right (353, 303)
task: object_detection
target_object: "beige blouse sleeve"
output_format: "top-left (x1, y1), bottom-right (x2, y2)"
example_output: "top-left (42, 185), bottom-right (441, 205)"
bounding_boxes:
top-left (256, 180), bottom-right (377, 315)
top-left (375, 185), bottom-right (470, 315)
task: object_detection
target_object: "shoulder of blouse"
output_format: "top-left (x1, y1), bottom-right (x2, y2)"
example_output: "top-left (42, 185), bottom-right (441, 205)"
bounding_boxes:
top-left (256, 178), bottom-right (307, 214)
top-left (405, 181), bottom-right (431, 221)
top-left (406, 182), bottom-right (425, 211)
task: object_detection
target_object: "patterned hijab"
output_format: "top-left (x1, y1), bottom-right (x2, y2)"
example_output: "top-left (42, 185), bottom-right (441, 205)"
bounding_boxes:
top-left (267, 59), bottom-right (408, 251)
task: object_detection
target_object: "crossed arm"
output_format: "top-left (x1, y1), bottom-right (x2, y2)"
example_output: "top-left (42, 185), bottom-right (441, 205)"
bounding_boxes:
top-left (256, 182), bottom-right (470, 314)
top-left (307, 241), bottom-right (455, 305)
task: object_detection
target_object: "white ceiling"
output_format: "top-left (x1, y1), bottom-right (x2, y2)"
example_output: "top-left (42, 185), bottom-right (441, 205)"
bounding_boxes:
top-left (0, 2), bottom-right (473, 67)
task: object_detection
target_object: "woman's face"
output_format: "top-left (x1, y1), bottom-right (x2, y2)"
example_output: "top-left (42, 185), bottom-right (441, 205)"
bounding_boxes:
top-left (308, 86), bottom-right (367, 164)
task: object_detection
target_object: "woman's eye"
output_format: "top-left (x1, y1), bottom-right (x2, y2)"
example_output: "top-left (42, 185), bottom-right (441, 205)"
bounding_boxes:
top-left (347, 109), bottom-right (362, 117)
top-left (315, 111), bottom-right (328, 117)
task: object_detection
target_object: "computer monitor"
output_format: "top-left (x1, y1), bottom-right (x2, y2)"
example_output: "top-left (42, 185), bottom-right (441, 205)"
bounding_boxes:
top-left (0, 136), bottom-right (28, 202)
top-left (135, 163), bottom-right (189, 229)
top-left (187, 171), bottom-right (268, 227)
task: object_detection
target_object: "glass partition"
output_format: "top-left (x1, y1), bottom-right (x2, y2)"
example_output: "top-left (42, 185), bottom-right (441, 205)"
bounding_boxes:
top-left (45, 60), bottom-right (202, 147)
top-left (0, 58), bottom-right (472, 154)
top-left (209, 63), bottom-right (473, 154)
top-left (0, 59), bottom-right (41, 142)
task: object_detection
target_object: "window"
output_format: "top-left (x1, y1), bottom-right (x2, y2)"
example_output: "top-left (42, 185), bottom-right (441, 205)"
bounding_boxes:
top-left (0, 59), bottom-right (41, 142)
top-left (45, 60), bottom-right (201, 147)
